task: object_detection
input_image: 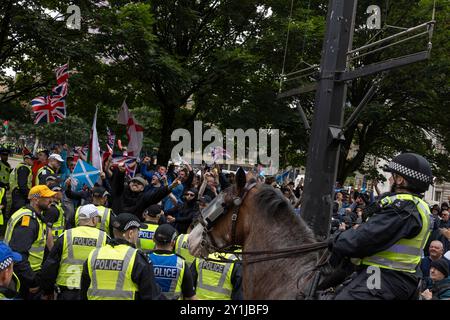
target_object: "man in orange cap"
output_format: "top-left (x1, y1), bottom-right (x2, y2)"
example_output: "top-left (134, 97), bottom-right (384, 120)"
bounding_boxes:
top-left (3, 185), bottom-right (56, 299)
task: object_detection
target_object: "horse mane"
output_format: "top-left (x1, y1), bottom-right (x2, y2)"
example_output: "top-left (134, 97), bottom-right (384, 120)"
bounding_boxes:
top-left (251, 183), bottom-right (316, 243)
top-left (241, 183), bottom-right (320, 299)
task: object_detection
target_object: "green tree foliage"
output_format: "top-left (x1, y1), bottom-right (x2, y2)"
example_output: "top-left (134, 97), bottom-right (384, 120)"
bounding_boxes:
top-left (0, 0), bottom-right (448, 183)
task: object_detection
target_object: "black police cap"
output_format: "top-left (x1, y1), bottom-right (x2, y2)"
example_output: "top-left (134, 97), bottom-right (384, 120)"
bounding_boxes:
top-left (384, 153), bottom-right (433, 192)
top-left (111, 213), bottom-right (145, 232)
top-left (154, 224), bottom-right (178, 243)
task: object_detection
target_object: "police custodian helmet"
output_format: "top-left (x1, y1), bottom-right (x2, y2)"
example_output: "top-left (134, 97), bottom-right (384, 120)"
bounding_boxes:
top-left (384, 153), bottom-right (433, 193)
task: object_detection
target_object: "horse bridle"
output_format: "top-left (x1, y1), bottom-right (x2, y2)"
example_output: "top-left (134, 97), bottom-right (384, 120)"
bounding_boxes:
top-left (198, 182), bottom-right (329, 267)
top-left (197, 182), bottom-right (330, 300)
top-left (199, 181), bottom-right (257, 253)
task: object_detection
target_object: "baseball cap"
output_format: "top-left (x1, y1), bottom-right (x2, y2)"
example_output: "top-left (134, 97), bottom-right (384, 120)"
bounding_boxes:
top-left (92, 186), bottom-right (110, 198)
top-left (28, 185), bottom-right (57, 199)
top-left (48, 153), bottom-right (64, 162)
top-left (143, 204), bottom-right (162, 217)
top-left (130, 176), bottom-right (148, 186)
top-left (46, 174), bottom-right (60, 183)
top-left (0, 241), bottom-right (22, 271)
top-left (154, 224), bottom-right (178, 243)
top-left (23, 154), bottom-right (35, 160)
top-left (112, 213), bottom-right (145, 232)
top-left (78, 204), bottom-right (100, 220)
top-left (0, 148), bottom-right (8, 155)
top-left (50, 185), bottom-right (63, 192)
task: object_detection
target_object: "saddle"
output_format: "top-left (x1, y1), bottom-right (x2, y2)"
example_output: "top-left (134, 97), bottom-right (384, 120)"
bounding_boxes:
top-left (296, 257), bottom-right (356, 300)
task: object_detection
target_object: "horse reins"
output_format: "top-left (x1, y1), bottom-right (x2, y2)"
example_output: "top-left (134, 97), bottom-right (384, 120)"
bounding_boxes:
top-left (199, 181), bottom-right (329, 265)
top-left (198, 182), bottom-right (331, 299)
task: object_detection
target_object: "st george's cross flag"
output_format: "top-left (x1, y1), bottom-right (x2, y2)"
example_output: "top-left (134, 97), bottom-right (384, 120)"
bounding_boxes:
top-left (117, 100), bottom-right (143, 157)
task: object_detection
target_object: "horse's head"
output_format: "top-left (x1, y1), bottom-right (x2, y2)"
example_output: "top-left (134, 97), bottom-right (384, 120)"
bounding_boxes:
top-left (189, 167), bottom-right (256, 258)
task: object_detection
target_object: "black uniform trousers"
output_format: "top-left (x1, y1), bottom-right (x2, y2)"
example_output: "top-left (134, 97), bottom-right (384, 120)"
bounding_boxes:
top-left (334, 267), bottom-right (419, 300)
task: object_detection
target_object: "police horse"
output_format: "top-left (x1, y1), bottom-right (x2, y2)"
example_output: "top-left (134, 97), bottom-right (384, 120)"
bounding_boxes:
top-left (188, 168), bottom-right (331, 299)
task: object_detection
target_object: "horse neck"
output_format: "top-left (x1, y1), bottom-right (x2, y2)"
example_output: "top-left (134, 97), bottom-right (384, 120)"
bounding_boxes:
top-left (241, 212), bottom-right (319, 299)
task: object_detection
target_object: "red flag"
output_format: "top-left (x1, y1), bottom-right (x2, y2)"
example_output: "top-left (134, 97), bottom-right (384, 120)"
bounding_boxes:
top-left (117, 101), bottom-right (143, 157)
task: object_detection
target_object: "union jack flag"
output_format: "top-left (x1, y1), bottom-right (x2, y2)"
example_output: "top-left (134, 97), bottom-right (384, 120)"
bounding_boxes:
top-left (111, 155), bottom-right (137, 178)
top-left (31, 95), bottom-right (66, 124)
top-left (106, 127), bottom-right (115, 152)
top-left (52, 81), bottom-right (68, 98)
top-left (55, 63), bottom-right (69, 84)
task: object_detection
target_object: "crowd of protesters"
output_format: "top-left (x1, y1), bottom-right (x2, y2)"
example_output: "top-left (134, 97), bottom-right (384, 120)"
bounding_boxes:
top-left (1, 143), bottom-right (450, 300)
top-left (0, 143), bottom-right (245, 300)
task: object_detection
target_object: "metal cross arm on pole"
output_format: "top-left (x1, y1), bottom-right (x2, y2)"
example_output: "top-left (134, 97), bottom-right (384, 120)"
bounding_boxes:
top-left (337, 50), bottom-right (430, 82)
top-left (277, 82), bottom-right (318, 99)
top-left (343, 75), bottom-right (383, 130)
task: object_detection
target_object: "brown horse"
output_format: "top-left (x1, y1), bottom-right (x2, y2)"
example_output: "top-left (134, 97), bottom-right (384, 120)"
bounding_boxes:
top-left (189, 168), bottom-right (327, 299)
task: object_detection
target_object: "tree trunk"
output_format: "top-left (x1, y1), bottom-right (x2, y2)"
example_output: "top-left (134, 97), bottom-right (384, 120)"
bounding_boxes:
top-left (157, 105), bottom-right (176, 166)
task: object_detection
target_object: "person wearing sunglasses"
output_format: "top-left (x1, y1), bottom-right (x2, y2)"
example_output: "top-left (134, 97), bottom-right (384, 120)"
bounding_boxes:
top-left (165, 188), bottom-right (200, 234)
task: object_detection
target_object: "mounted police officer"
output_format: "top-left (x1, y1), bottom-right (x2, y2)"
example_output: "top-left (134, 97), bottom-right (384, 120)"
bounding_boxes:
top-left (9, 154), bottom-right (34, 215)
top-left (329, 153), bottom-right (434, 300)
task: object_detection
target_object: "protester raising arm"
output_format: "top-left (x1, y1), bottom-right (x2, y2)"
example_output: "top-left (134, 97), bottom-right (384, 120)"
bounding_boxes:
top-left (133, 178), bottom-right (182, 217)
top-left (182, 163), bottom-right (194, 189)
top-left (198, 172), bottom-right (208, 200)
top-left (111, 165), bottom-right (126, 198)
top-left (140, 157), bottom-right (154, 183)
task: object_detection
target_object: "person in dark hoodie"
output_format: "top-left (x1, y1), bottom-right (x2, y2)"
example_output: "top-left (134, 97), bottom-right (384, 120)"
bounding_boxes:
top-left (111, 165), bottom-right (180, 221)
top-left (165, 188), bottom-right (200, 234)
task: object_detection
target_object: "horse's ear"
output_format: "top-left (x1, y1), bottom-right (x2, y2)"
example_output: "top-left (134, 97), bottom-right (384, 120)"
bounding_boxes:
top-left (235, 167), bottom-right (247, 192)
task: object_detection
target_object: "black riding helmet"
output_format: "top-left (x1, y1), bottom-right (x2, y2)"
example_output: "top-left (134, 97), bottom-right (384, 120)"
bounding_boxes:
top-left (383, 153), bottom-right (433, 193)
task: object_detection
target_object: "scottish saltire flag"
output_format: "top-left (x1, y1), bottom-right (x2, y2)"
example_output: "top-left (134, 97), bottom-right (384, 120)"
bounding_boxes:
top-left (55, 63), bottom-right (69, 84)
top-left (276, 170), bottom-right (290, 184)
top-left (111, 155), bottom-right (137, 177)
top-left (71, 160), bottom-right (100, 191)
